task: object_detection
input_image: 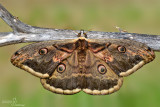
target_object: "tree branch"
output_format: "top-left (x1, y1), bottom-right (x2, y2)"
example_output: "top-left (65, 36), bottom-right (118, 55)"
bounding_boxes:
top-left (0, 3), bottom-right (160, 51)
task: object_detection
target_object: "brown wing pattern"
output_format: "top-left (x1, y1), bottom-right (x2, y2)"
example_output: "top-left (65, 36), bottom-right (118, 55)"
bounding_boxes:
top-left (82, 50), bottom-right (123, 95)
top-left (88, 39), bottom-right (155, 77)
top-left (41, 51), bottom-right (82, 95)
top-left (11, 40), bottom-right (76, 78)
top-left (11, 38), bottom-right (155, 95)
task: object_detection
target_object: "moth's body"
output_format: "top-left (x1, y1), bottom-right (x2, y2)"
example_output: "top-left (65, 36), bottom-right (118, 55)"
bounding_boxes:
top-left (11, 33), bottom-right (155, 95)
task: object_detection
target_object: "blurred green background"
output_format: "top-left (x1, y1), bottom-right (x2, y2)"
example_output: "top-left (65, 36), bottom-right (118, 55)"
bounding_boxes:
top-left (0, 0), bottom-right (160, 107)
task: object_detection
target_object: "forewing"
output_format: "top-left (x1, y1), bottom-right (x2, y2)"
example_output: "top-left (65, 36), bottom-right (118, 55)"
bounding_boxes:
top-left (11, 39), bottom-right (76, 78)
top-left (88, 39), bottom-right (155, 77)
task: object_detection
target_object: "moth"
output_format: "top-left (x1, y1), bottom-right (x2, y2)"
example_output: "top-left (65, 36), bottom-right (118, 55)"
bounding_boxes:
top-left (11, 31), bottom-right (155, 95)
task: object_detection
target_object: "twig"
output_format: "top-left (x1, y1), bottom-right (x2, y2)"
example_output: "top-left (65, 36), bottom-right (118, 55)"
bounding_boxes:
top-left (0, 3), bottom-right (160, 51)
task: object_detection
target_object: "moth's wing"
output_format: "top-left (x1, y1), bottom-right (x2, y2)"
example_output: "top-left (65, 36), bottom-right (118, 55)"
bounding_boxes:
top-left (40, 51), bottom-right (82, 95)
top-left (88, 39), bottom-right (155, 77)
top-left (11, 39), bottom-right (77, 78)
top-left (82, 50), bottom-right (123, 95)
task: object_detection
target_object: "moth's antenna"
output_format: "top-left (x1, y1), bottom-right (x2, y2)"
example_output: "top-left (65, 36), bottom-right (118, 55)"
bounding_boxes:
top-left (83, 31), bottom-right (88, 38)
top-left (77, 30), bottom-right (82, 37)
top-left (83, 28), bottom-right (93, 38)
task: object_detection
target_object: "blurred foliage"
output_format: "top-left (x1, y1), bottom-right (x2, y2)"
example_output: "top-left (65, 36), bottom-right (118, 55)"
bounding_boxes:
top-left (0, 0), bottom-right (160, 107)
